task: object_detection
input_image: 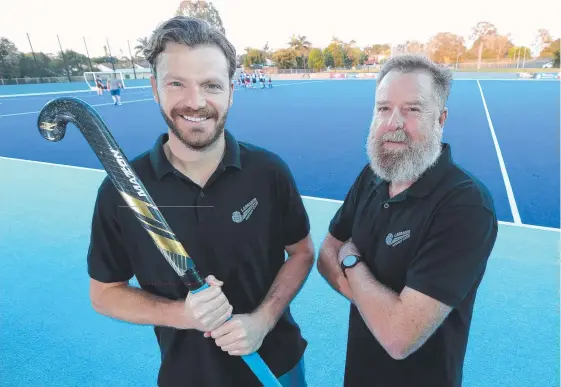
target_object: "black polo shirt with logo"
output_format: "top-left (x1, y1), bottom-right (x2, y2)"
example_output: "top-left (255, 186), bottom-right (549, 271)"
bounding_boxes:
top-left (329, 143), bottom-right (498, 387)
top-left (87, 130), bottom-right (310, 387)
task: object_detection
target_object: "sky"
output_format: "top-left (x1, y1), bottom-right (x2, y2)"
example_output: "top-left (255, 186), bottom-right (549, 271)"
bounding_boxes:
top-left (2, 0), bottom-right (560, 59)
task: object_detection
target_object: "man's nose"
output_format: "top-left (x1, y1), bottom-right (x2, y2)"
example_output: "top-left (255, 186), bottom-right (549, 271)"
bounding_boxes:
top-left (182, 86), bottom-right (206, 110)
top-left (386, 107), bottom-right (405, 130)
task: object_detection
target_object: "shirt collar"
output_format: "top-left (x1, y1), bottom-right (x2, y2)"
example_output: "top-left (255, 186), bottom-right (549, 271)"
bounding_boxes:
top-left (407, 143), bottom-right (453, 197)
top-left (150, 129), bottom-right (242, 180)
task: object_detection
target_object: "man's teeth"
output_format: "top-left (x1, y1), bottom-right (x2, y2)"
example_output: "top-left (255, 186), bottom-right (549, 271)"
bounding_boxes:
top-left (180, 115), bottom-right (207, 122)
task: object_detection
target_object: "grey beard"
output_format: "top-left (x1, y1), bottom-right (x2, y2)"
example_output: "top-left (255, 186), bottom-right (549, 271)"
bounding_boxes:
top-left (366, 123), bottom-right (443, 183)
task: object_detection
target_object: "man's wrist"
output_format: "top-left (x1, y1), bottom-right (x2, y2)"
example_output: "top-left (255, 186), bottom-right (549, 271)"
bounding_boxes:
top-left (162, 299), bottom-right (189, 329)
top-left (252, 305), bottom-right (276, 334)
top-left (337, 242), bottom-right (360, 265)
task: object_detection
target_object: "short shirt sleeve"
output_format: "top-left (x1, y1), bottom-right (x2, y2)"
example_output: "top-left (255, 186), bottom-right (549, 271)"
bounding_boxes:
top-left (87, 177), bottom-right (134, 283)
top-left (275, 158), bottom-right (310, 246)
top-left (328, 165), bottom-right (370, 242)
top-left (405, 202), bottom-right (498, 308)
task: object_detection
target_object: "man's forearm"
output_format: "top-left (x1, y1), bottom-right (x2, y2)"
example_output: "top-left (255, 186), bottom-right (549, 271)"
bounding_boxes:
top-left (317, 243), bottom-right (354, 302)
top-left (254, 252), bottom-right (314, 331)
top-left (346, 263), bottom-right (402, 354)
top-left (93, 285), bottom-right (187, 329)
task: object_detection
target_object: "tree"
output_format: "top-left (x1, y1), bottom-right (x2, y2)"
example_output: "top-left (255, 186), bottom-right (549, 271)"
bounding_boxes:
top-left (17, 52), bottom-right (55, 78)
top-left (271, 49), bottom-right (297, 69)
top-left (176, 0), bottom-right (225, 34)
top-left (58, 50), bottom-right (90, 76)
top-left (322, 49), bottom-right (334, 68)
top-left (491, 34), bottom-right (514, 60)
top-left (540, 38), bottom-right (560, 58)
top-left (553, 49), bottom-right (560, 67)
top-left (470, 33), bottom-right (514, 60)
top-left (405, 40), bottom-right (426, 55)
top-left (262, 42), bottom-right (272, 60)
top-left (134, 37), bottom-right (149, 58)
top-left (532, 29), bottom-right (553, 56)
top-left (345, 47), bottom-right (364, 67)
top-left (288, 34), bottom-right (312, 68)
top-left (469, 21), bottom-right (498, 66)
top-left (243, 47), bottom-right (265, 68)
top-left (427, 32), bottom-right (466, 64)
top-left (336, 40), bottom-right (364, 67)
top-left (307, 48), bottom-right (324, 71)
top-left (364, 44), bottom-right (391, 63)
top-left (470, 21), bottom-right (497, 41)
top-left (0, 37), bottom-right (20, 79)
top-left (325, 39), bottom-right (345, 67)
top-left (508, 46), bottom-right (532, 61)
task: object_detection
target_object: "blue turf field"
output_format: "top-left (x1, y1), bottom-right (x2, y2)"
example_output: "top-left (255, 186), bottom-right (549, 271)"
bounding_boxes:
top-left (0, 78), bottom-right (559, 387)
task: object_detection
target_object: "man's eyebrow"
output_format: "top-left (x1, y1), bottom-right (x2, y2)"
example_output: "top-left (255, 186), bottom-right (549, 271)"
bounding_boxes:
top-left (161, 73), bottom-right (186, 82)
top-left (376, 100), bottom-right (426, 106)
top-left (404, 100), bottom-right (426, 106)
top-left (160, 74), bottom-right (226, 85)
top-left (201, 77), bottom-right (226, 85)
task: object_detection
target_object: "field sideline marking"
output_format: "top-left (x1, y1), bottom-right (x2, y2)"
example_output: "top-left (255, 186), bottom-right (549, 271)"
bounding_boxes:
top-left (0, 82), bottom-right (328, 118)
top-left (0, 85), bottom-right (151, 99)
top-left (0, 156), bottom-right (558, 232)
top-left (1, 77), bottom-right (557, 99)
top-left (0, 98), bottom-right (154, 118)
top-left (0, 80), bottom-right (327, 100)
top-left (476, 80), bottom-right (522, 225)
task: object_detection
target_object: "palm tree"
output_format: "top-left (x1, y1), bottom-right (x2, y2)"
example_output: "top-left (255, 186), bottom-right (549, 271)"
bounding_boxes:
top-left (134, 37), bottom-right (149, 58)
top-left (288, 34), bottom-right (312, 69)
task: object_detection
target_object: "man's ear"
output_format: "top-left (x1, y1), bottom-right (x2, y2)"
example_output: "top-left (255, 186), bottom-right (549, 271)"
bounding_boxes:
top-left (228, 80), bottom-right (234, 108)
top-left (439, 107), bottom-right (448, 127)
top-left (150, 75), bottom-right (159, 104)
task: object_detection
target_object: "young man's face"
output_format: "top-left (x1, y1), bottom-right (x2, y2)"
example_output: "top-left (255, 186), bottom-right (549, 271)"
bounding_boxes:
top-left (151, 42), bottom-right (234, 151)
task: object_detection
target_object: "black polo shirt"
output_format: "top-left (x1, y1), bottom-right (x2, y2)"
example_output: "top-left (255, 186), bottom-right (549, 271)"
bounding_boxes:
top-left (87, 130), bottom-right (310, 387)
top-left (329, 143), bottom-right (498, 387)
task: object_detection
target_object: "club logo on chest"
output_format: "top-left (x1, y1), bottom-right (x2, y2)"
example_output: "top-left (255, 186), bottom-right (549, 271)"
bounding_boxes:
top-left (386, 230), bottom-right (411, 247)
top-left (232, 198), bottom-right (259, 223)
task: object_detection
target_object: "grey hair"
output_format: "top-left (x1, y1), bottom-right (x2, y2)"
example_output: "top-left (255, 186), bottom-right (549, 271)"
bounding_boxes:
top-left (144, 16), bottom-right (237, 80)
top-left (377, 54), bottom-right (453, 109)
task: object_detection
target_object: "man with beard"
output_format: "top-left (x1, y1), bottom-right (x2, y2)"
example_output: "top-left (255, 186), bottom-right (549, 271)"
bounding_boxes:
top-left (86, 16), bottom-right (314, 387)
top-left (317, 55), bottom-right (498, 387)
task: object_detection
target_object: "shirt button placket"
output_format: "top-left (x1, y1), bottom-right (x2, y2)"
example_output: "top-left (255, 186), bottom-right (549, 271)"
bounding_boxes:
top-left (196, 190), bottom-right (205, 223)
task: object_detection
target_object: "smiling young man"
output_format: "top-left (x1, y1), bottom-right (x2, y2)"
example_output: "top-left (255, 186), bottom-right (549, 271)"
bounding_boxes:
top-left (317, 55), bottom-right (498, 387)
top-left (87, 16), bottom-right (314, 387)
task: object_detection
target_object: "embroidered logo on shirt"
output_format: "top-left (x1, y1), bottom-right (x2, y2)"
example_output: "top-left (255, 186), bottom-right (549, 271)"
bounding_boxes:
top-left (232, 198), bottom-right (258, 223)
top-left (386, 230), bottom-right (411, 247)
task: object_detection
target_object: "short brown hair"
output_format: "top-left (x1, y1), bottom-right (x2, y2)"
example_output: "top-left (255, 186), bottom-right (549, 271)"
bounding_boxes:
top-left (144, 16), bottom-right (237, 80)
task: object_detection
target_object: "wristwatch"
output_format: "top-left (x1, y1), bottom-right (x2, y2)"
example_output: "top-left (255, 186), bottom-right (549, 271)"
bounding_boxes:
top-left (340, 255), bottom-right (361, 276)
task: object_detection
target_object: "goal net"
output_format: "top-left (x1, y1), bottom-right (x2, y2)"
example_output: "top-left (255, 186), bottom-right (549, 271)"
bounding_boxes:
top-left (84, 71), bottom-right (126, 90)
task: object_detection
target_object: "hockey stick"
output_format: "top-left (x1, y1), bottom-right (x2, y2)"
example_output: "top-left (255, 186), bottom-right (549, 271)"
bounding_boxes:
top-left (37, 96), bottom-right (281, 387)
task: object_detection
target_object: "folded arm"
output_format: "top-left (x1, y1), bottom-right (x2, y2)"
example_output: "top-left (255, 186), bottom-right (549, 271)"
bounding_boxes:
top-left (317, 232), bottom-right (354, 302)
top-left (344, 261), bottom-right (452, 359)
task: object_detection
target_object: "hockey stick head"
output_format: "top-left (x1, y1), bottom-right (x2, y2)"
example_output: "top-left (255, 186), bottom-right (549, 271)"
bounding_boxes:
top-left (37, 97), bottom-right (100, 142)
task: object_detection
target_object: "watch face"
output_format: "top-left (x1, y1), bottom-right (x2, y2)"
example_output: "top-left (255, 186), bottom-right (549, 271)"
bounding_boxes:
top-left (343, 255), bottom-right (358, 267)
